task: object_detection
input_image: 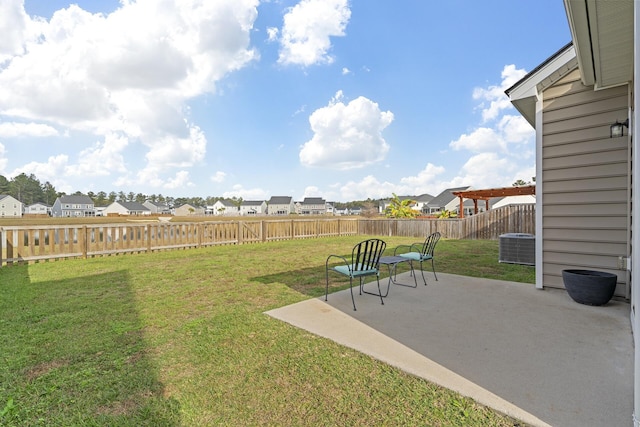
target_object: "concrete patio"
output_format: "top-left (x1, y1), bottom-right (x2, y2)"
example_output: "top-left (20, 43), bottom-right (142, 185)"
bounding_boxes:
top-left (266, 272), bottom-right (633, 427)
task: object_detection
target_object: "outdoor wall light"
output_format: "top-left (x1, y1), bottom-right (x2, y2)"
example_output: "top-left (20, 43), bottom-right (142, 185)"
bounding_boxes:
top-left (610, 118), bottom-right (629, 138)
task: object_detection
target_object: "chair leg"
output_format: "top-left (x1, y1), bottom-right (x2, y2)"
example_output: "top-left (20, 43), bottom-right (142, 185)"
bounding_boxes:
top-left (375, 276), bottom-right (384, 305)
top-left (418, 261), bottom-right (428, 286)
top-left (325, 268), bottom-right (330, 301)
top-left (350, 277), bottom-right (357, 311)
top-left (431, 258), bottom-right (438, 281)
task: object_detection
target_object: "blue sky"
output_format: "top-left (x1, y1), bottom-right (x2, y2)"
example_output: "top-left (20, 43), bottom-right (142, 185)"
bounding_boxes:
top-left (0, 0), bottom-right (570, 202)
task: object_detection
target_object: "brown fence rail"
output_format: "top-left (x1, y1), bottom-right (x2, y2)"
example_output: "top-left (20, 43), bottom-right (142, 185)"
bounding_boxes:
top-left (0, 205), bottom-right (533, 266)
top-left (0, 218), bottom-right (359, 265)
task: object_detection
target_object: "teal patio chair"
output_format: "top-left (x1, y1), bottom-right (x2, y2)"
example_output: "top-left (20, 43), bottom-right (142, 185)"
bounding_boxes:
top-left (325, 238), bottom-right (387, 311)
top-left (393, 232), bottom-right (441, 286)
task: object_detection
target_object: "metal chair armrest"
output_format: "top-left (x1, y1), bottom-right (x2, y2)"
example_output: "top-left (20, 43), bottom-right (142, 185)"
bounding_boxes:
top-left (326, 254), bottom-right (350, 271)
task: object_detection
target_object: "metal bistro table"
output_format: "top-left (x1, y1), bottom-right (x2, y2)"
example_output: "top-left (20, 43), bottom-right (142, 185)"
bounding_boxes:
top-left (362, 255), bottom-right (418, 299)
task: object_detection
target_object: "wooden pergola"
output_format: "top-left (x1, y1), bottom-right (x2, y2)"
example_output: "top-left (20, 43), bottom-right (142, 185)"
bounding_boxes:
top-left (452, 185), bottom-right (535, 218)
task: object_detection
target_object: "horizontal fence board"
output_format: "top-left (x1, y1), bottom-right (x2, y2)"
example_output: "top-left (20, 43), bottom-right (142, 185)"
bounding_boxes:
top-left (0, 206), bottom-right (533, 266)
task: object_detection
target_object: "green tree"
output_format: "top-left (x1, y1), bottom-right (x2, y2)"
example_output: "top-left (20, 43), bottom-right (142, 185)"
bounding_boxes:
top-left (108, 191), bottom-right (118, 203)
top-left (0, 175), bottom-right (10, 194)
top-left (42, 181), bottom-right (57, 205)
top-left (10, 173), bottom-right (44, 205)
top-left (95, 191), bottom-right (107, 207)
top-left (384, 193), bottom-right (418, 218)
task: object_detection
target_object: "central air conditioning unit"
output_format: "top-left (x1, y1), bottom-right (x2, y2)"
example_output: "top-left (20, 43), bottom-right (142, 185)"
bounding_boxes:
top-left (499, 233), bottom-right (535, 265)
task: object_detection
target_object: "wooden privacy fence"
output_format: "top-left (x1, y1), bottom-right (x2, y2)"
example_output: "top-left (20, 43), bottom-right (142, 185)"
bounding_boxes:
top-left (0, 205), bottom-right (534, 266)
top-left (360, 204), bottom-right (535, 239)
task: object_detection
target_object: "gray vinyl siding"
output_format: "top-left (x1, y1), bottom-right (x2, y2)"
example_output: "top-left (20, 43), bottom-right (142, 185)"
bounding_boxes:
top-left (541, 68), bottom-right (630, 297)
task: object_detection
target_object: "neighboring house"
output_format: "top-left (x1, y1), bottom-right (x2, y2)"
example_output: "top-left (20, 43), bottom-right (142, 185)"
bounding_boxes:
top-left (299, 197), bottom-right (326, 215)
top-left (174, 204), bottom-right (205, 216)
top-left (325, 202), bottom-right (335, 216)
top-left (51, 194), bottom-right (95, 217)
top-left (426, 187), bottom-right (471, 215)
top-left (24, 202), bottom-right (50, 216)
top-left (240, 200), bottom-right (267, 216)
top-left (211, 199), bottom-right (240, 216)
top-left (414, 193), bottom-right (434, 214)
top-left (267, 196), bottom-right (294, 215)
top-left (103, 201), bottom-right (151, 216)
top-left (143, 200), bottom-right (171, 214)
top-left (491, 195), bottom-right (536, 210)
top-left (0, 194), bottom-right (22, 217)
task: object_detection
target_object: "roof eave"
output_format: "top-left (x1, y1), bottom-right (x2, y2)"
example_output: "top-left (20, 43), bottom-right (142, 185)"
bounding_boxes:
top-left (505, 43), bottom-right (577, 127)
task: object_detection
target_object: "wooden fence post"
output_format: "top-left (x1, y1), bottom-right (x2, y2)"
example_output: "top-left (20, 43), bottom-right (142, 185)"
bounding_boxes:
top-left (82, 226), bottom-right (88, 259)
top-left (147, 224), bottom-right (152, 252)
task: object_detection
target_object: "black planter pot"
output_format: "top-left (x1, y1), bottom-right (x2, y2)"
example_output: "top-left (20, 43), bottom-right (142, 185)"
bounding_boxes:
top-left (561, 269), bottom-right (617, 306)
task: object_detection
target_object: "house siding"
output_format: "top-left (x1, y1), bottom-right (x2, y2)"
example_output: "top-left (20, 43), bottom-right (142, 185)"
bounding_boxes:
top-left (541, 68), bottom-right (630, 297)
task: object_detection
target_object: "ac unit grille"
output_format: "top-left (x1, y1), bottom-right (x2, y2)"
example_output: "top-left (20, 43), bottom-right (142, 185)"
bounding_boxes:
top-left (499, 233), bottom-right (535, 265)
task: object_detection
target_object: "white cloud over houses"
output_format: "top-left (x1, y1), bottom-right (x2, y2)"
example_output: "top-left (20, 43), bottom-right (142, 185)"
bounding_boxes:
top-left (0, 0), bottom-right (259, 189)
top-left (277, 0), bottom-right (351, 66)
top-left (222, 184), bottom-right (269, 200)
top-left (299, 91), bottom-right (394, 169)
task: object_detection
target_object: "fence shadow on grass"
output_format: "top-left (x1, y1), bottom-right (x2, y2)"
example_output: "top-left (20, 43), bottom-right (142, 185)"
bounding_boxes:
top-left (252, 264), bottom-right (330, 297)
top-left (0, 266), bottom-right (181, 426)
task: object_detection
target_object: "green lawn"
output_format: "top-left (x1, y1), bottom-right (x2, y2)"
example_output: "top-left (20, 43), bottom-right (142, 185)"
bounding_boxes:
top-left (0, 236), bottom-right (534, 426)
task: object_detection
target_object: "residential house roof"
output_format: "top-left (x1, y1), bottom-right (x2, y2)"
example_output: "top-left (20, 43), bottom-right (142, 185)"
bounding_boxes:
top-left (302, 197), bottom-right (325, 204)
top-left (118, 201), bottom-right (149, 212)
top-left (145, 200), bottom-right (168, 208)
top-left (414, 193), bottom-right (434, 203)
top-left (268, 196), bottom-right (292, 204)
top-left (427, 186), bottom-right (471, 209)
top-left (57, 194), bottom-right (94, 205)
top-left (241, 200), bottom-right (265, 206)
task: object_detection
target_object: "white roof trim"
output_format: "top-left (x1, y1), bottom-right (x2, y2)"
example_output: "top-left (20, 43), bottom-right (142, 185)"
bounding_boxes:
top-left (506, 45), bottom-right (577, 127)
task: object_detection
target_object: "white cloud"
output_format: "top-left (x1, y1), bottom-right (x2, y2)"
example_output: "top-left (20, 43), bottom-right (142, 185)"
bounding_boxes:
top-left (266, 27), bottom-right (279, 41)
top-left (300, 92), bottom-right (393, 169)
top-left (342, 67), bottom-right (350, 75)
top-left (450, 127), bottom-right (506, 153)
top-left (0, 0), bottom-right (259, 187)
top-left (444, 63), bottom-right (536, 190)
top-left (498, 114), bottom-right (535, 145)
top-left (399, 163), bottom-right (447, 191)
top-left (72, 133), bottom-right (128, 177)
top-left (0, 143), bottom-right (7, 173)
top-left (0, 0), bottom-right (31, 60)
top-left (337, 175), bottom-right (399, 200)
top-left (473, 64), bottom-right (527, 123)
top-left (9, 154), bottom-right (70, 189)
top-left (222, 184), bottom-right (269, 200)
top-left (277, 0), bottom-right (351, 66)
top-left (145, 126), bottom-right (207, 169)
top-left (211, 171), bottom-right (227, 183)
top-left (456, 153), bottom-right (515, 188)
top-left (0, 122), bottom-right (59, 138)
top-left (164, 171), bottom-right (193, 190)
